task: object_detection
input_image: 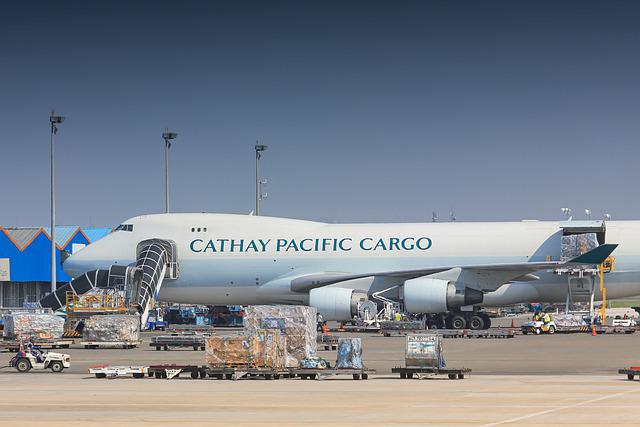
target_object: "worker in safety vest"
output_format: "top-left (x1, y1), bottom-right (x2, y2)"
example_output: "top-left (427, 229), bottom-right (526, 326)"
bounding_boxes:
top-left (543, 312), bottom-right (552, 324)
top-left (532, 312), bottom-right (540, 322)
top-left (394, 311), bottom-right (402, 322)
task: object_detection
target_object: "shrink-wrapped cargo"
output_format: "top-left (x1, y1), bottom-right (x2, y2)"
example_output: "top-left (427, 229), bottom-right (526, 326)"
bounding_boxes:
top-left (2, 313), bottom-right (64, 340)
top-left (244, 305), bottom-right (317, 367)
top-left (83, 315), bottom-right (140, 342)
top-left (552, 313), bottom-right (589, 327)
top-left (335, 337), bottom-right (362, 369)
top-left (561, 233), bottom-right (599, 261)
top-left (405, 334), bottom-right (446, 369)
top-left (204, 330), bottom-right (286, 369)
top-left (301, 357), bottom-right (330, 369)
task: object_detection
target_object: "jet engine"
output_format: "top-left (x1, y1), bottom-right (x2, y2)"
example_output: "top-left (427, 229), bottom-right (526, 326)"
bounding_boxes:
top-left (403, 277), bottom-right (483, 313)
top-left (308, 287), bottom-right (369, 321)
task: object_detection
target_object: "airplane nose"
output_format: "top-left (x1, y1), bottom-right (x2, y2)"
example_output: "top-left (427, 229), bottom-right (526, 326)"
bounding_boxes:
top-left (61, 249), bottom-right (71, 265)
top-left (62, 250), bottom-right (83, 277)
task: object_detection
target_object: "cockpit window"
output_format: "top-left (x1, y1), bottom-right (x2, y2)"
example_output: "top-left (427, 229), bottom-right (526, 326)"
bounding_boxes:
top-left (114, 224), bottom-right (134, 232)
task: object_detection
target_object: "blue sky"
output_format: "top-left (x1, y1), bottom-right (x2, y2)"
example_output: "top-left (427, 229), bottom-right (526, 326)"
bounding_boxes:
top-left (1, 1), bottom-right (639, 226)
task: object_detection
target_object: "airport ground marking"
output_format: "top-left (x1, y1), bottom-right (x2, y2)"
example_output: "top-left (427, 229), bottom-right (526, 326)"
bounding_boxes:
top-left (479, 388), bottom-right (640, 426)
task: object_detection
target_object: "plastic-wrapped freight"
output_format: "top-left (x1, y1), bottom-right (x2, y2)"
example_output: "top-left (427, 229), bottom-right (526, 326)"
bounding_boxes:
top-left (300, 357), bottom-right (330, 369)
top-left (405, 334), bottom-right (446, 368)
top-left (204, 330), bottom-right (286, 368)
top-left (2, 313), bottom-right (64, 340)
top-left (335, 337), bottom-right (362, 369)
top-left (552, 313), bottom-right (589, 327)
top-left (83, 315), bottom-right (140, 342)
top-left (244, 305), bottom-right (317, 367)
top-left (560, 233), bottom-right (599, 262)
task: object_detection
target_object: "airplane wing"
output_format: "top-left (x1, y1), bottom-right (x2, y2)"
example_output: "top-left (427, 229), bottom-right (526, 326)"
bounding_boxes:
top-left (290, 243), bottom-right (618, 293)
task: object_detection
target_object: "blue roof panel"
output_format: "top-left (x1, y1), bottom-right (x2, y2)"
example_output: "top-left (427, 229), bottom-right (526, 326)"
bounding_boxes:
top-left (43, 226), bottom-right (80, 247)
top-left (82, 227), bottom-right (112, 243)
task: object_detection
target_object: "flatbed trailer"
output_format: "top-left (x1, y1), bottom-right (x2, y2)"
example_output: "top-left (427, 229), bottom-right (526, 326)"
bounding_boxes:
top-left (150, 334), bottom-right (206, 351)
top-left (89, 365), bottom-right (148, 378)
top-left (206, 366), bottom-right (291, 380)
top-left (619, 368), bottom-right (640, 380)
top-left (81, 341), bottom-right (140, 349)
top-left (148, 364), bottom-right (208, 379)
top-left (392, 366), bottom-right (472, 379)
top-left (381, 328), bottom-right (516, 339)
top-left (0, 339), bottom-right (74, 352)
top-left (290, 367), bottom-right (375, 380)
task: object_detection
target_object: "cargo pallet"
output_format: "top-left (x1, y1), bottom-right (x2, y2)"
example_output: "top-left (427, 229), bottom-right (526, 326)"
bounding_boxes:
top-left (392, 366), bottom-right (471, 379)
top-left (150, 335), bottom-right (206, 351)
top-left (290, 367), bottom-right (375, 380)
top-left (81, 341), bottom-right (140, 349)
top-left (619, 368), bottom-right (640, 381)
top-left (0, 339), bottom-right (74, 352)
top-left (381, 328), bottom-right (516, 339)
top-left (317, 335), bottom-right (338, 350)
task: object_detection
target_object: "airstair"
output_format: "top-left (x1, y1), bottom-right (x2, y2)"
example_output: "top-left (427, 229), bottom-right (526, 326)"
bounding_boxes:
top-left (40, 239), bottom-right (178, 326)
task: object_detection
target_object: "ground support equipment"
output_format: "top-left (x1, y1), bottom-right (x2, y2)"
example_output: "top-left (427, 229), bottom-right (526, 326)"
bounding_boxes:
top-left (619, 368), bottom-right (640, 381)
top-left (81, 341), bottom-right (140, 349)
top-left (382, 328), bottom-right (516, 339)
top-left (148, 364), bottom-right (208, 379)
top-left (0, 339), bottom-right (74, 352)
top-left (205, 366), bottom-right (291, 380)
top-left (89, 365), bottom-right (148, 379)
top-left (150, 334), bottom-right (206, 351)
top-left (317, 335), bottom-right (338, 351)
top-left (290, 367), bottom-right (375, 380)
top-left (392, 366), bottom-right (471, 380)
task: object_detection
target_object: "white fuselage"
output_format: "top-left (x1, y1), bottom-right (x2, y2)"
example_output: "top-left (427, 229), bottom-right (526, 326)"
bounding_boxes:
top-left (64, 214), bottom-right (640, 307)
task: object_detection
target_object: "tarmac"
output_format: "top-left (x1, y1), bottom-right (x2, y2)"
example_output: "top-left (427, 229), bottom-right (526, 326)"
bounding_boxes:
top-left (1, 322), bottom-right (640, 426)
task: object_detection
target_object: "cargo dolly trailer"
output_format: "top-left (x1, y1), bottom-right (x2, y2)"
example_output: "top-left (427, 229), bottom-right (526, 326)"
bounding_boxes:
top-left (290, 367), bottom-right (375, 380)
top-left (392, 366), bottom-right (471, 379)
top-left (150, 334), bottom-right (206, 351)
top-left (89, 365), bottom-right (147, 378)
top-left (81, 340), bottom-right (140, 349)
top-left (619, 367), bottom-right (640, 381)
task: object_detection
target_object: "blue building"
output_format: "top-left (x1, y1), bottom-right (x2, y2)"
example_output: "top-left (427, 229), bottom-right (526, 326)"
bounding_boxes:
top-left (0, 226), bottom-right (111, 307)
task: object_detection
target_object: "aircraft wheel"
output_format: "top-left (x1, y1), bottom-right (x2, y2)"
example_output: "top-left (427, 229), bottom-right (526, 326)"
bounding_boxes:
top-left (480, 313), bottom-right (491, 329)
top-left (447, 314), bottom-right (467, 329)
top-left (469, 315), bottom-right (485, 330)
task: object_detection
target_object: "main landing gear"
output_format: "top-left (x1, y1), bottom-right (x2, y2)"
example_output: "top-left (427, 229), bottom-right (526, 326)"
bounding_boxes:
top-left (425, 311), bottom-right (491, 330)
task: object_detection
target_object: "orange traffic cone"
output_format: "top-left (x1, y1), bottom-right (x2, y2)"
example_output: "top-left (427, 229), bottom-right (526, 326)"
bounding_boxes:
top-left (322, 322), bottom-right (328, 335)
top-left (510, 319), bottom-right (516, 329)
top-left (591, 325), bottom-right (597, 336)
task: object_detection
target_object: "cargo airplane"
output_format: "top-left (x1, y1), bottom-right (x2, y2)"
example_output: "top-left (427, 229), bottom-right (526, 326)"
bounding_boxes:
top-left (58, 213), bottom-right (637, 329)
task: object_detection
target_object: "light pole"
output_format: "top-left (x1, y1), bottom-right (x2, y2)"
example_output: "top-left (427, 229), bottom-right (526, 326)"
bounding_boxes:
top-left (162, 130), bottom-right (177, 213)
top-left (50, 111), bottom-right (65, 294)
top-left (255, 143), bottom-right (268, 216)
